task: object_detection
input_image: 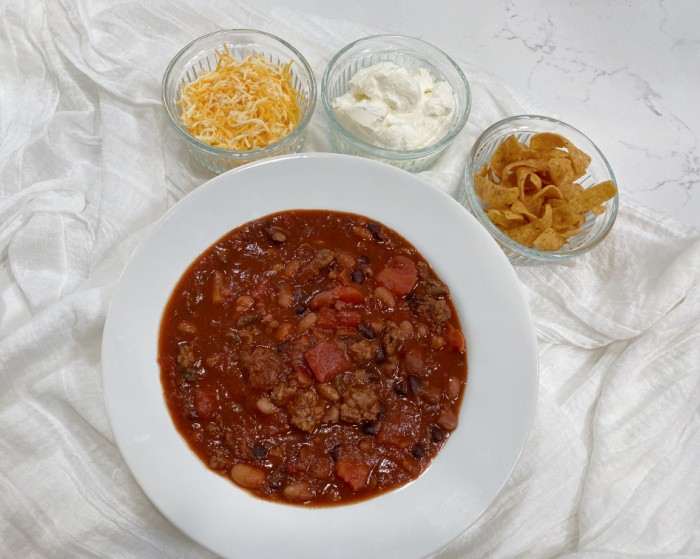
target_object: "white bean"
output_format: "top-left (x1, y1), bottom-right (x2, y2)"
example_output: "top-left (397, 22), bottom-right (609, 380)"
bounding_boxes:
top-left (282, 481), bottom-right (314, 502)
top-left (374, 286), bottom-right (396, 309)
top-left (447, 377), bottom-right (461, 400)
top-left (230, 464), bottom-right (266, 489)
top-left (256, 397), bottom-right (278, 415)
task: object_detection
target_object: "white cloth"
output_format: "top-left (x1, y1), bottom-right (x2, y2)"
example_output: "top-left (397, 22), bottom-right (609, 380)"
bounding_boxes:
top-left (1, 1), bottom-right (698, 557)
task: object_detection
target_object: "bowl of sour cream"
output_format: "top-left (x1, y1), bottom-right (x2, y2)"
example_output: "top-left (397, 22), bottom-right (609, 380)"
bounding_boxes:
top-left (321, 35), bottom-right (471, 172)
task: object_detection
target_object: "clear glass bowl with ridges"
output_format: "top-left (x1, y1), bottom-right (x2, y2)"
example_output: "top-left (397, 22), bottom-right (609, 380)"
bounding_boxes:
top-left (162, 29), bottom-right (317, 174)
top-left (321, 35), bottom-right (471, 173)
top-left (459, 115), bottom-right (619, 265)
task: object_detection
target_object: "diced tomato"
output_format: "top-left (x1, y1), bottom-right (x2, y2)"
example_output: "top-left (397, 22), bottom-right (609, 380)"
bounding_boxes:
top-left (332, 285), bottom-right (364, 304)
top-left (310, 285), bottom-right (365, 309)
top-left (194, 387), bottom-right (218, 420)
top-left (376, 256), bottom-right (417, 297)
top-left (315, 307), bottom-right (362, 330)
top-left (335, 458), bottom-right (371, 491)
top-left (304, 339), bottom-right (352, 383)
top-left (444, 323), bottom-right (466, 353)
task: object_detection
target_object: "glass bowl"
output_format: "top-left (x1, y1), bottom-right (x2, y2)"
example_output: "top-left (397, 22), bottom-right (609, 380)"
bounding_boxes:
top-left (321, 35), bottom-right (471, 173)
top-left (162, 29), bottom-right (317, 174)
top-left (460, 115), bottom-right (619, 265)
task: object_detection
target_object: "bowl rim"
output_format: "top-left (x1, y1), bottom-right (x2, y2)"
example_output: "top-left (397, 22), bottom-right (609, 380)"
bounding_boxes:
top-left (161, 28), bottom-right (317, 158)
top-left (321, 34), bottom-right (471, 160)
top-left (464, 114), bottom-right (619, 261)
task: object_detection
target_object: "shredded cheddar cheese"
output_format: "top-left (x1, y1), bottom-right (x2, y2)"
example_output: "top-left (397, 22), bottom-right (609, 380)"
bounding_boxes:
top-left (179, 46), bottom-right (303, 151)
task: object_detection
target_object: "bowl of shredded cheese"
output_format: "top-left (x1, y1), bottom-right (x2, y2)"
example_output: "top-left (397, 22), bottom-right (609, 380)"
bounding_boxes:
top-left (163, 29), bottom-right (317, 173)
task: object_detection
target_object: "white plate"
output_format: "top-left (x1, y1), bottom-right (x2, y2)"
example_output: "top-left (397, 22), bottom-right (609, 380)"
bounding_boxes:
top-left (102, 153), bottom-right (538, 559)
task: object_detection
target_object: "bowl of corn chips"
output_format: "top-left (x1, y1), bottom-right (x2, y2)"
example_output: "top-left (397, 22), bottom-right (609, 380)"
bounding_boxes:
top-left (461, 115), bottom-right (619, 265)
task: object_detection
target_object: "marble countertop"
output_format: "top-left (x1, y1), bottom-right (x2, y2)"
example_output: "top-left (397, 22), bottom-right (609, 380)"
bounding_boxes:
top-left (257, 0), bottom-right (699, 227)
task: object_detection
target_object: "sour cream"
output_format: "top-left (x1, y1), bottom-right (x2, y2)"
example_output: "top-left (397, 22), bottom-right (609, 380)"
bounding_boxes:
top-left (332, 61), bottom-right (455, 150)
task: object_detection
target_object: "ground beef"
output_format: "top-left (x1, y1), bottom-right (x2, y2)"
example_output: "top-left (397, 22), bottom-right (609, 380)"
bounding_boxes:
top-left (340, 384), bottom-right (381, 424)
top-left (298, 249), bottom-right (336, 283)
top-left (177, 344), bottom-right (198, 369)
top-left (382, 321), bottom-right (413, 356)
top-left (348, 339), bottom-right (376, 365)
top-left (288, 389), bottom-right (326, 433)
top-left (417, 298), bottom-right (451, 325)
top-left (209, 448), bottom-right (230, 469)
top-left (415, 262), bottom-right (449, 298)
top-left (271, 381), bottom-right (298, 406)
top-left (241, 347), bottom-right (288, 391)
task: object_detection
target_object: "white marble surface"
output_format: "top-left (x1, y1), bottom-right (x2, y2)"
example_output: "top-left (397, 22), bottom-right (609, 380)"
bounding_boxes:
top-left (257, 0), bottom-right (700, 227)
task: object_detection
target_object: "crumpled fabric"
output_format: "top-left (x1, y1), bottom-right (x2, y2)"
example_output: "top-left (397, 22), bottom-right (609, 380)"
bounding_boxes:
top-left (0, 1), bottom-right (698, 558)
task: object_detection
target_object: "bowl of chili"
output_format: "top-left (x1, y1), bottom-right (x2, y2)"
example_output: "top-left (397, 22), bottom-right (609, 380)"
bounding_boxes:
top-left (102, 153), bottom-right (537, 559)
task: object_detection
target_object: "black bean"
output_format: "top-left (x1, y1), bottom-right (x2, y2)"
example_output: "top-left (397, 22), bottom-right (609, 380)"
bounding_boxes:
top-left (366, 222), bottom-right (382, 240)
top-left (430, 427), bottom-right (445, 442)
top-left (330, 444), bottom-right (341, 461)
top-left (406, 294), bottom-right (420, 311)
top-left (411, 443), bottom-right (425, 459)
top-left (394, 378), bottom-right (408, 396)
top-left (180, 368), bottom-right (196, 381)
top-left (357, 255), bottom-right (370, 266)
top-left (358, 321), bottom-right (375, 340)
top-left (252, 444), bottom-right (267, 459)
top-left (361, 420), bottom-right (379, 436)
top-left (351, 269), bottom-right (365, 284)
top-left (294, 302), bottom-right (307, 315)
top-left (408, 374), bottom-right (421, 395)
top-left (237, 312), bottom-right (260, 327)
top-left (374, 345), bottom-right (387, 364)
